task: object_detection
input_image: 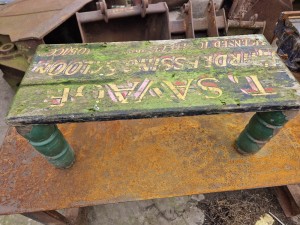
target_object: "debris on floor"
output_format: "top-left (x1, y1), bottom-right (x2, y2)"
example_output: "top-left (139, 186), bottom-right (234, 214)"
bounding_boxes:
top-left (255, 214), bottom-right (274, 225)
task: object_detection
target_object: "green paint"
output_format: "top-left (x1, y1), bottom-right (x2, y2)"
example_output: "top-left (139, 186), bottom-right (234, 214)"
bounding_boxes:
top-left (6, 34), bottom-right (300, 125)
top-left (18, 125), bottom-right (75, 168)
top-left (236, 111), bottom-right (289, 154)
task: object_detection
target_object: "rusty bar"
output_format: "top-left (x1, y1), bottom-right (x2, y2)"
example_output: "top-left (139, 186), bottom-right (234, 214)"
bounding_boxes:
top-left (228, 20), bottom-right (266, 29)
top-left (206, 0), bottom-right (219, 36)
top-left (182, 1), bottom-right (195, 38)
top-left (149, 0), bottom-right (187, 9)
top-left (228, 0), bottom-right (240, 19)
top-left (22, 210), bottom-right (70, 225)
top-left (76, 3), bottom-right (167, 23)
top-left (170, 15), bottom-right (225, 33)
top-left (282, 11), bottom-right (300, 20)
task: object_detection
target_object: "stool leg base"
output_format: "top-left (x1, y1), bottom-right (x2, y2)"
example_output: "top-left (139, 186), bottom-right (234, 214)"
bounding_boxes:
top-left (16, 124), bottom-right (75, 169)
top-left (236, 111), bottom-right (298, 155)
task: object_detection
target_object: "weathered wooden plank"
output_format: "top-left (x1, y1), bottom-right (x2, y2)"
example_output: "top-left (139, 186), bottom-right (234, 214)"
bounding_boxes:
top-left (6, 34), bottom-right (300, 125)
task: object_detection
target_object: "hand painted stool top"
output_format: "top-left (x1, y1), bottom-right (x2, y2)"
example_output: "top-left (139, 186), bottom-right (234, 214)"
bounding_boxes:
top-left (6, 34), bottom-right (300, 126)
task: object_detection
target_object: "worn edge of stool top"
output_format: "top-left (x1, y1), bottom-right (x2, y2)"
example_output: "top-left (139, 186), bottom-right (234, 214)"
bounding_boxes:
top-left (6, 34), bottom-right (300, 126)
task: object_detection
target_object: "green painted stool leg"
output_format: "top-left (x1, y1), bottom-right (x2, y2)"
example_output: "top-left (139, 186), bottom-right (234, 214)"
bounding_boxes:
top-left (236, 111), bottom-right (298, 155)
top-left (16, 124), bottom-right (75, 169)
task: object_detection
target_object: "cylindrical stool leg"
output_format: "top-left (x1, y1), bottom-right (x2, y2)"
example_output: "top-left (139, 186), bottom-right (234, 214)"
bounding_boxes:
top-left (236, 111), bottom-right (298, 155)
top-left (16, 124), bottom-right (75, 168)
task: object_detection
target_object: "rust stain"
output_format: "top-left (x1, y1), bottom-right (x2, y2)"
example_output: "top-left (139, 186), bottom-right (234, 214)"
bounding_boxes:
top-left (1, 113), bottom-right (300, 215)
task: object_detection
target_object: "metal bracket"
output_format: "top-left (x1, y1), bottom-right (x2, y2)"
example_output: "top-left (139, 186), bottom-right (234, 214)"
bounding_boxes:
top-left (97, 0), bottom-right (108, 22)
top-left (206, 0), bottom-right (219, 37)
top-left (182, 1), bottom-right (195, 38)
top-left (141, 0), bottom-right (148, 18)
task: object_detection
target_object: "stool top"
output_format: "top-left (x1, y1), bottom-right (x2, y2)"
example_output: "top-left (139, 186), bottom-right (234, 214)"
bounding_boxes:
top-left (6, 34), bottom-right (300, 126)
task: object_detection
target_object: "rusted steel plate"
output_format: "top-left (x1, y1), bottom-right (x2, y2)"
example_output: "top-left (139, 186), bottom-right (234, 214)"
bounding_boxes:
top-left (6, 35), bottom-right (300, 126)
top-left (0, 0), bottom-right (92, 42)
top-left (1, 113), bottom-right (300, 215)
top-left (228, 0), bottom-right (293, 42)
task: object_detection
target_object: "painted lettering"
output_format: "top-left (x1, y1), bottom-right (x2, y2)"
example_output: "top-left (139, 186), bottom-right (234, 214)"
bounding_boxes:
top-left (48, 62), bottom-right (67, 76)
top-left (163, 79), bottom-right (193, 100)
top-left (241, 75), bottom-right (277, 96)
top-left (197, 78), bottom-right (222, 98)
top-left (65, 62), bottom-right (83, 75)
top-left (51, 88), bottom-right (69, 107)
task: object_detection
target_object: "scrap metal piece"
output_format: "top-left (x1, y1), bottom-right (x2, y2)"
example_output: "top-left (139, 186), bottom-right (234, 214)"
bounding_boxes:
top-left (76, 2), bottom-right (171, 42)
top-left (191, 0), bottom-right (223, 18)
top-left (0, 0), bottom-right (93, 42)
top-left (0, 0), bottom-right (93, 88)
top-left (0, 43), bottom-right (16, 55)
top-left (169, 0), bottom-right (226, 37)
top-left (99, 0), bottom-right (109, 22)
top-left (228, 0), bottom-right (293, 42)
top-left (0, 42), bottom-right (20, 60)
top-left (182, 1), bottom-right (195, 38)
top-left (275, 11), bottom-right (300, 72)
top-left (149, 0), bottom-right (187, 9)
top-left (206, 0), bottom-right (218, 36)
top-left (227, 19), bottom-right (266, 36)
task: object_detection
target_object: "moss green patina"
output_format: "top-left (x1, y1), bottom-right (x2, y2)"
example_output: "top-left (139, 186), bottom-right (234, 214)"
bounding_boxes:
top-left (6, 35), bottom-right (300, 125)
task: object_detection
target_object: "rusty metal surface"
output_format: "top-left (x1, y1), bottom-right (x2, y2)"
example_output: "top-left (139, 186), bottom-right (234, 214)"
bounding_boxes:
top-left (169, 13), bottom-right (226, 34)
top-left (191, 0), bottom-right (223, 18)
top-left (227, 20), bottom-right (265, 36)
top-left (206, 0), bottom-right (218, 36)
top-left (1, 113), bottom-right (300, 215)
top-left (77, 2), bottom-right (170, 42)
top-left (182, 1), bottom-right (195, 38)
top-left (149, 0), bottom-right (187, 10)
top-left (77, 0), bottom-right (228, 41)
top-left (77, 2), bottom-right (168, 23)
top-left (0, 0), bottom-right (92, 42)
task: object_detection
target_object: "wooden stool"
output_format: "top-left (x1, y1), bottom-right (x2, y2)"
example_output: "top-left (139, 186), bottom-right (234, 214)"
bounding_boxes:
top-left (5, 34), bottom-right (300, 168)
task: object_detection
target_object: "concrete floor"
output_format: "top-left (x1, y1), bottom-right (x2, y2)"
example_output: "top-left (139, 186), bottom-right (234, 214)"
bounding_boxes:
top-left (0, 71), bottom-right (299, 225)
